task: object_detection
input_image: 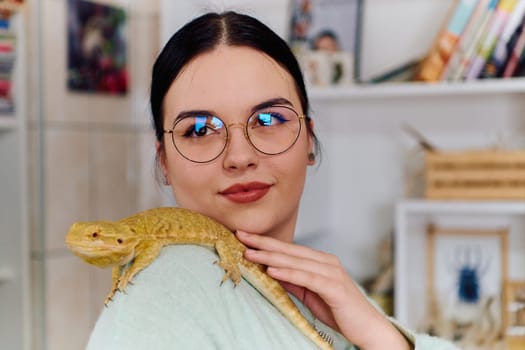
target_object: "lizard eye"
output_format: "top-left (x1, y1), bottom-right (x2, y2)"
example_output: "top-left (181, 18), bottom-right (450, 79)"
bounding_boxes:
top-left (92, 232), bottom-right (98, 238)
top-left (117, 238), bottom-right (123, 244)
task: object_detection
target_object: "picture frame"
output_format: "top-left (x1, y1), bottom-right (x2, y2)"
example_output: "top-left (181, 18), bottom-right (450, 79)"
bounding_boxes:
top-left (504, 280), bottom-right (525, 350)
top-left (297, 50), bottom-right (353, 86)
top-left (424, 224), bottom-right (509, 348)
top-left (288, 0), bottom-right (362, 83)
top-left (67, 0), bottom-right (128, 95)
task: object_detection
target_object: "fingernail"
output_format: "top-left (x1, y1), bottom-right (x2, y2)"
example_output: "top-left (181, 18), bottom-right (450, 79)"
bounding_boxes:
top-left (267, 267), bottom-right (279, 275)
top-left (236, 230), bottom-right (248, 238)
top-left (244, 248), bottom-right (257, 256)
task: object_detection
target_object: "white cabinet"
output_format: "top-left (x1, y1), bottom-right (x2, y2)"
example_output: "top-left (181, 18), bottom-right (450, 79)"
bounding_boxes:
top-left (0, 11), bottom-right (30, 350)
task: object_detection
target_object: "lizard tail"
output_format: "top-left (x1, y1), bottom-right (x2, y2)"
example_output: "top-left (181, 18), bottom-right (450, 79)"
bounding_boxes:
top-left (239, 262), bottom-right (333, 350)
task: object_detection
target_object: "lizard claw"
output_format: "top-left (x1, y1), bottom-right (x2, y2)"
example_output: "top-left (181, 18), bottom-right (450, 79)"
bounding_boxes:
top-left (215, 260), bottom-right (242, 286)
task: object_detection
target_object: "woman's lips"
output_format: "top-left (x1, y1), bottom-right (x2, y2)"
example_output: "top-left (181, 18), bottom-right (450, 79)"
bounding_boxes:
top-left (219, 182), bottom-right (271, 203)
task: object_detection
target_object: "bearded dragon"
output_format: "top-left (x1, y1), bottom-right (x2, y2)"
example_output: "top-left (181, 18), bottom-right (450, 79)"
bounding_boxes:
top-left (65, 207), bottom-right (332, 350)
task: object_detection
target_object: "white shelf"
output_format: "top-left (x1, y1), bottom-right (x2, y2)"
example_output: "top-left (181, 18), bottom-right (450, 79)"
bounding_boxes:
top-left (308, 78), bottom-right (525, 100)
top-left (0, 115), bottom-right (17, 130)
top-left (397, 199), bottom-right (525, 215)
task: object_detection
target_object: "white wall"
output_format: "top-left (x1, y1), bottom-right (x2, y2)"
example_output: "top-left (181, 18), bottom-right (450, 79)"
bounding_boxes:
top-left (28, 1), bottom-right (164, 349)
top-left (160, 0), bottom-right (291, 45)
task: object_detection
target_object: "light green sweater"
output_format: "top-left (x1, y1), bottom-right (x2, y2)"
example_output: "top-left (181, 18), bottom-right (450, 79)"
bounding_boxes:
top-left (87, 246), bottom-right (459, 349)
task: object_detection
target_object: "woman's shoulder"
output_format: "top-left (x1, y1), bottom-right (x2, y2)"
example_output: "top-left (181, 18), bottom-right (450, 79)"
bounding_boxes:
top-left (137, 245), bottom-right (226, 290)
top-left (101, 245), bottom-right (237, 319)
top-left (87, 245), bottom-right (320, 349)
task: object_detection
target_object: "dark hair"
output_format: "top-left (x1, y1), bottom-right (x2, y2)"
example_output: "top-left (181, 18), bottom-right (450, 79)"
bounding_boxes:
top-left (312, 29), bottom-right (340, 50)
top-left (150, 11), bottom-right (320, 158)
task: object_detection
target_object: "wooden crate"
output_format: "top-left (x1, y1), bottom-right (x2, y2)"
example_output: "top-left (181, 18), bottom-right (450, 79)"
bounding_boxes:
top-left (424, 150), bottom-right (525, 200)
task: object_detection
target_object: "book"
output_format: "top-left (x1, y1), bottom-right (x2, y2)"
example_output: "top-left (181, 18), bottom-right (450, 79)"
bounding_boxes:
top-left (450, 0), bottom-right (501, 80)
top-left (417, 0), bottom-right (479, 82)
top-left (442, 0), bottom-right (492, 80)
top-left (511, 49), bottom-right (525, 74)
top-left (502, 14), bottom-right (525, 76)
top-left (464, 0), bottom-right (518, 79)
top-left (364, 59), bottom-right (420, 84)
top-left (480, 0), bottom-right (525, 77)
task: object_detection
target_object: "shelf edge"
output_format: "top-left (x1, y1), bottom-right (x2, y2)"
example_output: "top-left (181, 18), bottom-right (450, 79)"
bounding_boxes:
top-left (397, 199), bottom-right (525, 214)
top-left (308, 79), bottom-right (525, 100)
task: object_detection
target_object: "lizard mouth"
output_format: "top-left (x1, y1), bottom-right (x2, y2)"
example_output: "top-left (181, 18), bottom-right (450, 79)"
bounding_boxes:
top-left (66, 241), bottom-right (134, 267)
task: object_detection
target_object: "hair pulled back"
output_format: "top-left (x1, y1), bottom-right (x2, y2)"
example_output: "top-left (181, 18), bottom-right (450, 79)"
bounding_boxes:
top-left (150, 11), bottom-right (314, 145)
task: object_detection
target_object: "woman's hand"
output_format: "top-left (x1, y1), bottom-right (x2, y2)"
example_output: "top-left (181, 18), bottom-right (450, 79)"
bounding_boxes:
top-left (236, 230), bottom-right (412, 350)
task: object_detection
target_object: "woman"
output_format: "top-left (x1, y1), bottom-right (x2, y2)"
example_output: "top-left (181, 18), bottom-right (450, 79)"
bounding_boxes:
top-left (87, 11), bottom-right (457, 349)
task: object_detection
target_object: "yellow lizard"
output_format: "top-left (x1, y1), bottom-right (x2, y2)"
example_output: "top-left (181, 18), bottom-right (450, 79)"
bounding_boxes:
top-left (65, 207), bottom-right (333, 350)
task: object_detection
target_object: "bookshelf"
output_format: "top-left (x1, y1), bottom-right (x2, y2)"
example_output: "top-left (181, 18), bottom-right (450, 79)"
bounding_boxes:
top-left (0, 9), bottom-right (29, 350)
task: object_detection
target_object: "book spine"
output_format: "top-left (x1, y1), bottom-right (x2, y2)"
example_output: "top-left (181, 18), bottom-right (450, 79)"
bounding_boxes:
top-left (481, 0), bottom-right (525, 77)
top-left (417, 0), bottom-right (479, 82)
top-left (464, 0), bottom-right (518, 79)
top-left (502, 15), bottom-right (525, 75)
top-left (442, 0), bottom-right (491, 80)
top-left (451, 0), bottom-right (501, 80)
top-left (511, 50), bottom-right (525, 74)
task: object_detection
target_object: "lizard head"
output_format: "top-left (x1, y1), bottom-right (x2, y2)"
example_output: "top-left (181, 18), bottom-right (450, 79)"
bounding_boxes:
top-left (65, 221), bottom-right (139, 268)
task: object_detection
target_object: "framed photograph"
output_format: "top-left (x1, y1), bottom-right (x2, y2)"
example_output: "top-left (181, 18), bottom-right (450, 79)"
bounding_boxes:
top-left (504, 280), bottom-right (525, 349)
top-left (67, 0), bottom-right (128, 95)
top-left (288, 0), bottom-right (362, 82)
top-left (424, 224), bottom-right (509, 348)
top-left (298, 50), bottom-right (353, 86)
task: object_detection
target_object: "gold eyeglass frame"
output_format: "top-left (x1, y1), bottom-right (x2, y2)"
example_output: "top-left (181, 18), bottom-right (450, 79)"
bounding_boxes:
top-left (163, 105), bottom-right (306, 163)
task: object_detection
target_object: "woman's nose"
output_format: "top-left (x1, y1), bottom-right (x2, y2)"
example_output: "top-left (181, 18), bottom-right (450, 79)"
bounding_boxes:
top-left (222, 124), bottom-right (259, 170)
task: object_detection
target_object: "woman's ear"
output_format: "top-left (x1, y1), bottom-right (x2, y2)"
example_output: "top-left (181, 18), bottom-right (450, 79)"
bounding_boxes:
top-left (307, 118), bottom-right (315, 166)
top-left (155, 141), bottom-right (171, 185)
top-left (307, 152), bottom-right (316, 165)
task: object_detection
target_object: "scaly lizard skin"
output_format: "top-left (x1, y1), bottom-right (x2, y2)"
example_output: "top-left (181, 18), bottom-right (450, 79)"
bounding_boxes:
top-left (65, 207), bottom-right (332, 350)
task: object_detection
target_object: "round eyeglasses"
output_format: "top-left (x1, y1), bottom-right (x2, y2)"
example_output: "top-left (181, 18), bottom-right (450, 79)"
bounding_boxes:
top-left (164, 105), bottom-right (305, 163)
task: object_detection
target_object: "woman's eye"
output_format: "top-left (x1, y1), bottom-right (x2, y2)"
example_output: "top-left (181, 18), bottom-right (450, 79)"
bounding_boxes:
top-left (182, 116), bottom-right (221, 137)
top-left (254, 111), bottom-right (287, 127)
top-left (187, 125), bottom-right (208, 137)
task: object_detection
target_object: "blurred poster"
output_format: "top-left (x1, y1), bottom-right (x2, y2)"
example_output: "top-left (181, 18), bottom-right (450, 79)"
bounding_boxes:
top-left (67, 0), bottom-right (127, 95)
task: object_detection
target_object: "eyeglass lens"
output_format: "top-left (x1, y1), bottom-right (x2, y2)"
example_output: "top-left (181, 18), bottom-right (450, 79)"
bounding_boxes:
top-left (169, 106), bottom-right (302, 163)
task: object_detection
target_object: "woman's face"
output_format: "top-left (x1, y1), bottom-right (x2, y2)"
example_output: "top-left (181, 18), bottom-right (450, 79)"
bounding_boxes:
top-left (158, 45), bottom-right (313, 242)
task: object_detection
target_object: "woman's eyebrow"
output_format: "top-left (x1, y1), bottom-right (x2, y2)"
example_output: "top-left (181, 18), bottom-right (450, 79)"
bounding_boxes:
top-left (250, 97), bottom-right (294, 114)
top-left (171, 97), bottom-right (294, 126)
top-left (172, 109), bottom-right (216, 125)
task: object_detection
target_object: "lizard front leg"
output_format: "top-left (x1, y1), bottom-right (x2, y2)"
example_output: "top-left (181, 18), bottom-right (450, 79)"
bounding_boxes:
top-left (117, 241), bottom-right (163, 293)
top-left (104, 265), bottom-right (123, 305)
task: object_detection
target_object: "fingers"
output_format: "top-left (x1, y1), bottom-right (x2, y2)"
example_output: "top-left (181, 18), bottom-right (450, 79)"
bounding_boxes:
top-left (237, 230), bottom-right (348, 297)
top-left (235, 232), bottom-right (404, 347)
top-left (245, 247), bottom-right (341, 282)
top-left (236, 230), bottom-right (338, 266)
